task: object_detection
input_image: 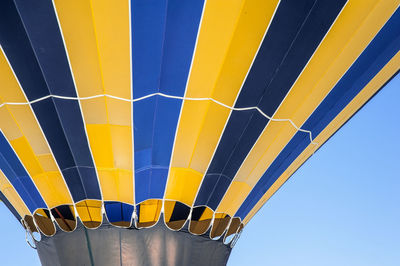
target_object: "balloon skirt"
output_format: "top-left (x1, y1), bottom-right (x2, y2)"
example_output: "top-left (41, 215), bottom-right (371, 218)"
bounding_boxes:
top-left (35, 217), bottom-right (232, 266)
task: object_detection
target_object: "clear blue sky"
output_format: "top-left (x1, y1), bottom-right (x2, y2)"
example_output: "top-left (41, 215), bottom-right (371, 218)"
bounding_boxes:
top-left (0, 74), bottom-right (399, 266)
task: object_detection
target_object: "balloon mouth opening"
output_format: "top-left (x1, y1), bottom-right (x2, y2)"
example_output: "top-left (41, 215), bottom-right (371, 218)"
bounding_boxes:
top-left (22, 200), bottom-right (244, 245)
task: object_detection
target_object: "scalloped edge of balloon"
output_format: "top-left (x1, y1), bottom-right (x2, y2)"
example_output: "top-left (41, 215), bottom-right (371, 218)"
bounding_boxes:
top-left (22, 200), bottom-right (244, 246)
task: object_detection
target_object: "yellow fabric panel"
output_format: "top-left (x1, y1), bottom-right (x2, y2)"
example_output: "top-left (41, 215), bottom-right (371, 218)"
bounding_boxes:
top-left (80, 98), bottom-right (108, 124)
top-left (84, 112), bottom-right (133, 202)
top-left (199, 207), bottom-right (214, 221)
top-left (11, 137), bottom-right (42, 176)
top-left (184, 0), bottom-right (245, 99)
top-left (33, 172), bottom-right (72, 207)
top-left (0, 89), bottom-right (24, 104)
top-left (54, 0), bottom-right (103, 97)
top-left (76, 200), bottom-right (102, 222)
top-left (164, 168), bottom-right (203, 206)
top-left (138, 200), bottom-right (162, 223)
top-left (86, 124), bottom-right (133, 202)
top-left (7, 105), bottom-right (49, 154)
top-left (216, 181), bottom-right (251, 216)
top-left (0, 170), bottom-right (31, 217)
top-left (216, 0), bottom-right (399, 215)
top-left (89, 0), bottom-right (131, 99)
top-left (87, 206), bottom-right (102, 222)
top-left (167, 0), bottom-right (279, 204)
top-left (97, 170), bottom-right (118, 200)
top-left (110, 125), bottom-right (132, 170)
top-left (54, 0), bottom-right (130, 98)
top-left (0, 108), bottom-right (22, 139)
top-left (164, 201), bottom-right (176, 222)
top-left (86, 124), bottom-right (114, 168)
top-left (243, 50), bottom-right (400, 225)
top-left (107, 98), bottom-right (131, 126)
top-left (36, 154), bottom-right (59, 172)
top-left (55, 0), bottom-right (133, 203)
top-left (115, 170), bottom-right (133, 204)
top-left (0, 50), bottom-right (26, 102)
top-left (97, 169), bottom-right (133, 204)
top-left (10, 137), bottom-right (72, 207)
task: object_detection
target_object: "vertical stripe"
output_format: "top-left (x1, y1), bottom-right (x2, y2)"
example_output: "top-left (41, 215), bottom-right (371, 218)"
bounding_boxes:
top-left (53, 0), bottom-right (133, 212)
top-left (132, 0), bottom-right (204, 203)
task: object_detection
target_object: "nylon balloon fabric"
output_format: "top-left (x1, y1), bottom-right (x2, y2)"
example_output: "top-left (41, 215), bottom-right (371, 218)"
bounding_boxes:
top-left (0, 0), bottom-right (399, 253)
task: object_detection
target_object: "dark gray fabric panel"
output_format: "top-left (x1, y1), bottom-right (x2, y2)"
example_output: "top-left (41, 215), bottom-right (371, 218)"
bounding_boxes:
top-left (36, 216), bottom-right (232, 266)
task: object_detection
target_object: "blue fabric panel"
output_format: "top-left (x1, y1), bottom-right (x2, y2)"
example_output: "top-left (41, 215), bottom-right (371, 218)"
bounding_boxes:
top-left (0, 191), bottom-right (22, 221)
top-left (132, 0), bottom-right (204, 203)
top-left (152, 98), bottom-right (183, 166)
top-left (12, 0), bottom-right (77, 97)
top-left (135, 168), bottom-right (169, 204)
top-left (61, 168), bottom-right (87, 201)
top-left (194, 0), bottom-right (346, 210)
top-left (52, 99), bottom-right (96, 168)
top-left (159, 0), bottom-right (204, 95)
top-left (236, 7), bottom-right (400, 219)
top-left (169, 201), bottom-right (190, 221)
top-left (32, 98), bottom-right (101, 201)
top-left (0, 0), bottom-right (49, 99)
top-left (0, 132), bottom-right (46, 213)
top-left (133, 97), bottom-right (156, 174)
top-left (131, 0), bottom-right (168, 98)
top-left (105, 202), bottom-right (134, 223)
top-left (31, 99), bottom-right (75, 169)
top-left (133, 97), bottom-right (183, 203)
top-left (75, 167), bottom-right (101, 200)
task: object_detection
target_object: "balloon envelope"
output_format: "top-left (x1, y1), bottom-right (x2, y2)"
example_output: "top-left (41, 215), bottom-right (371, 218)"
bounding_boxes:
top-left (0, 0), bottom-right (398, 258)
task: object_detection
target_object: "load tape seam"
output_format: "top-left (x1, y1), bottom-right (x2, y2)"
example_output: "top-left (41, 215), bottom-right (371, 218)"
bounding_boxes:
top-left (0, 93), bottom-right (318, 145)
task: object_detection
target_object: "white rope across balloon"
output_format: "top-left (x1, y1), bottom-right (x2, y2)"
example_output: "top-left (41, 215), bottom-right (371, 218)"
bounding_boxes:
top-left (0, 92), bottom-right (318, 145)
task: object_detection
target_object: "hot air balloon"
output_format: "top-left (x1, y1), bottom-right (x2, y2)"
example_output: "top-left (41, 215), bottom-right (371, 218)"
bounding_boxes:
top-left (0, 0), bottom-right (399, 265)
